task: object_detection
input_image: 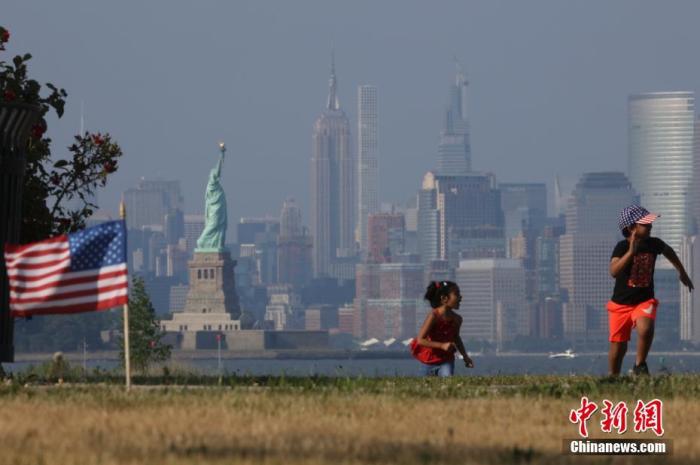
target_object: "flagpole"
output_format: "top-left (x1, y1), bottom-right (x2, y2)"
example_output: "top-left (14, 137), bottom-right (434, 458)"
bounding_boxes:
top-left (120, 200), bottom-right (131, 391)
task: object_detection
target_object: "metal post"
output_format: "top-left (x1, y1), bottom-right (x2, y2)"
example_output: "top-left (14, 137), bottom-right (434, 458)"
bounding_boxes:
top-left (120, 200), bottom-right (131, 391)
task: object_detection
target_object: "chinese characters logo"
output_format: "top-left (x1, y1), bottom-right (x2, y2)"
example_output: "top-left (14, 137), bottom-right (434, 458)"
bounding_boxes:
top-left (569, 397), bottom-right (664, 437)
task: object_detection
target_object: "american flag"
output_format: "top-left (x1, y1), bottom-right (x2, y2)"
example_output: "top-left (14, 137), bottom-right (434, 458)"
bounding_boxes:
top-left (4, 220), bottom-right (128, 318)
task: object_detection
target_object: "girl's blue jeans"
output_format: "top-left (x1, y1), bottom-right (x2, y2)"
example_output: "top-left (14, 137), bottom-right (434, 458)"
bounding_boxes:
top-left (420, 360), bottom-right (455, 377)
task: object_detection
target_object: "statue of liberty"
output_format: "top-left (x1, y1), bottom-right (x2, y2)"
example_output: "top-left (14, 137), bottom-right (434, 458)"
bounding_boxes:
top-left (196, 143), bottom-right (228, 251)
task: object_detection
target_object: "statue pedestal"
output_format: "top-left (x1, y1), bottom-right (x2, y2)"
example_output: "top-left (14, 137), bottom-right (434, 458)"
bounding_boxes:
top-left (183, 250), bottom-right (240, 318)
top-left (161, 250), bottom-right (241, 348)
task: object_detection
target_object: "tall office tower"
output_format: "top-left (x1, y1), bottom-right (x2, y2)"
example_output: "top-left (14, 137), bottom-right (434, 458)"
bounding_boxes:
top-left (680, 117), bottom-right (700, 342)
top-left (424, 259), bottom-right (453, 285)
top-left (680, 236), bottom-right (700, 342)
top-left (535, 225), bottom-right (562, 299)
top-left (138, 179), bottom-right (184, 211)
top-left (169, 284), bottom-right (189, 313)
top-left (353, 263), bottom-right (380, 338)
top-left (183, 214), bottom-right (205, 257)
top-left (499, 183), bottom-right (547, 326)
top-left (628, 92), bottom-right (695, 253)
top-left (280, 198), bottom-right (303, 237)
top-left (356, 262), bottom-right (424, 340)
top-left (357, 85), bottom-right (379, 252)
top-left (305, 305), bottom-right (339, 331)
top-left (653, 268), bottom-right (680, 342)
top-left (531, 225), bottom-right (563, 339)
top-left (277, 199), bottom-right (312, 290)
top-left (148, 231), bottom-right (167, 276)
top-left (417, 171), bottom-right (503, 265)
top-left (438, 173), bottom-right (503, 264)
top-left (122, 179), bottom-right (184, 231)
top-left (264, 284), bottom-right (304, 330)
top-left (417, 172), bottom-right (441, 263)
top-left (437, 63), bottom-right (470, 175)
top-left (402, 204), bottom-right (419, 255)
top-left (311, 54), bottom-right (355, 276)
top-left (166, 243), bottom-right (189, 282)
top-left (691, 116), bottom-right (700, 233)
top-left (499, 183), bottom-right (547, 241)
top-left (255, 231), bottom-right (278, 285)
top-left (367, 213), bottom-right (405, 263)
top-left (539, 297), bottom-right (564, 339)
top-left (338, 304), bottom-right (355, 335)
top-left (448, 225), bottom-right (505, 262)
top-left (559, 172), bottom-right (637, 345)
top-left (237, 218), bottom-right (280, 285)
top-left (235, 245), bottom-right (259, 288)
top-left (455, 258), bottom-right (527, 346)
top-left (509, 230), bottom-right (537, 324)
top-left (164, 209), bottom-right (185, 245)
top-left (237, 218), bottom-right (279, 244)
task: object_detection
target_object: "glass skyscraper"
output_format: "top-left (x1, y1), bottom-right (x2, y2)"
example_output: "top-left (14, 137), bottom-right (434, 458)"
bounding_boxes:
top-left (628, 92), bottom-right (695, 253)
top-left (357, 85), bottom-right (378, 251)
top-left (559, 172), bottom-right (637, 344)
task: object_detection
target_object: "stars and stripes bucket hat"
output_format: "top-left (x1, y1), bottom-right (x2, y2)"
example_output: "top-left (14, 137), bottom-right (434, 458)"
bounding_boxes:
top-left (618, 205), bottom-right (659, 231)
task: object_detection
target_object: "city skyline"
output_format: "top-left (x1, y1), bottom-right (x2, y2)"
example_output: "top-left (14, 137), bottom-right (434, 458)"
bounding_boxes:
top-left (7, 1), bottom-right (700, 225)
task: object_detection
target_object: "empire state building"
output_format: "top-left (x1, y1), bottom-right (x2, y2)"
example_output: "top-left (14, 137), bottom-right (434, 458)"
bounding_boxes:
top-left (311, 56), bottom-right (355, 277)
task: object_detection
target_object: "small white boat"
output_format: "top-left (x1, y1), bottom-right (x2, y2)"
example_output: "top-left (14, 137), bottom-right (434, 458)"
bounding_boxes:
top-left (548, 349), bottom-right (576, 359)
top-left (359, 338), bottom-right (380, 348)
top-left (383, 338), bottom-right (397, 347)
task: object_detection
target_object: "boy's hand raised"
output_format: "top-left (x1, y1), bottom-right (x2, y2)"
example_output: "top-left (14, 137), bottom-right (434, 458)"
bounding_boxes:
top-left (628, 228), bottom-right (640, 254)
top-left (680, 272), bottom-right (694, 291)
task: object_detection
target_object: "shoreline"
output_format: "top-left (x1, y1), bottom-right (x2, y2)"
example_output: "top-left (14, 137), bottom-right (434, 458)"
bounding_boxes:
top-left (9, 349), bottom-right (700, 364)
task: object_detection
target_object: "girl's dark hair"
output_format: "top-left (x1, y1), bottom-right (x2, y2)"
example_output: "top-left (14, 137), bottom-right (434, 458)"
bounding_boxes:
top-left (424, 280), bottom-right (458, 308)
top-left (622, 227), bottom-right (631, 238)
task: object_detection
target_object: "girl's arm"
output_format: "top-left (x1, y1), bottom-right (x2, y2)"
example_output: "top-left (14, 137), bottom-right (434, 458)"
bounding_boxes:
top-left (454, 318), bottom-right (474, 368)
top-left (662, 246), bottom-right (694, 291)
top-left (454, 334), bottom-right (468, 359)
top-left (417, 312), bottom-right (453, 351)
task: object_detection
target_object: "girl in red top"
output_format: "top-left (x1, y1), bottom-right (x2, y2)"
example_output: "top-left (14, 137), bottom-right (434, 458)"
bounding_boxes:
top-left (410, 281), bottom-right (474, 376)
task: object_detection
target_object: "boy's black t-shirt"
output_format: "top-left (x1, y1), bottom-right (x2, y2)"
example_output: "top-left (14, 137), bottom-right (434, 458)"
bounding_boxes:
top-left (610, 237), bottom-right (668, 305)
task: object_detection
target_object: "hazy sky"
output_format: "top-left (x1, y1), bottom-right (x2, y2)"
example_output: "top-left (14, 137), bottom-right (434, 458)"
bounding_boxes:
top-left (5, 1), bottom-right (700, 224)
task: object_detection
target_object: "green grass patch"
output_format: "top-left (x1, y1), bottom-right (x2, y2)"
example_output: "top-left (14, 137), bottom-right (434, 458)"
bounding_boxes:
top-left (4, 361), bottom-right (700, 400)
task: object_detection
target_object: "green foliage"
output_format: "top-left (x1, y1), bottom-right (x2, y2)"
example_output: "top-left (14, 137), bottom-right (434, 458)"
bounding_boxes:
top-left (118, 277), bottom-right (171, 374)
top-left (24, 353), bottom-right (83, 382)
top-left (0, 25), bottom-right (123, 243)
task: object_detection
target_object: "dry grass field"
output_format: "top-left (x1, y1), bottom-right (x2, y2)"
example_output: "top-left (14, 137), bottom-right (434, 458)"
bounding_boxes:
top-left (0, 375), bottom-right (698, 465)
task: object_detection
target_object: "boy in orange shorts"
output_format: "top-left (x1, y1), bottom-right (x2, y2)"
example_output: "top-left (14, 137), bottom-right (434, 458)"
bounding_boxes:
top-left (608, 205), bottom-right (694, 376)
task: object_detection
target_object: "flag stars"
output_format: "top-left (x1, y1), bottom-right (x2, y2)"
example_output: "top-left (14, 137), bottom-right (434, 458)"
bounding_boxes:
top-left (67, 220), bottom-right (126, 272)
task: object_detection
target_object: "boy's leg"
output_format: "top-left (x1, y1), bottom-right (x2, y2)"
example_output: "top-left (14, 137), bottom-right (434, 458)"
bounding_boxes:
top-left (607, 301), bottom-right (633, 376)
top-left (634, 316), bottom-right (655, 366)
top-left (631, 299), bottom-right (658, 369)
top-left (608, 341), bottom-right (627, 376)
